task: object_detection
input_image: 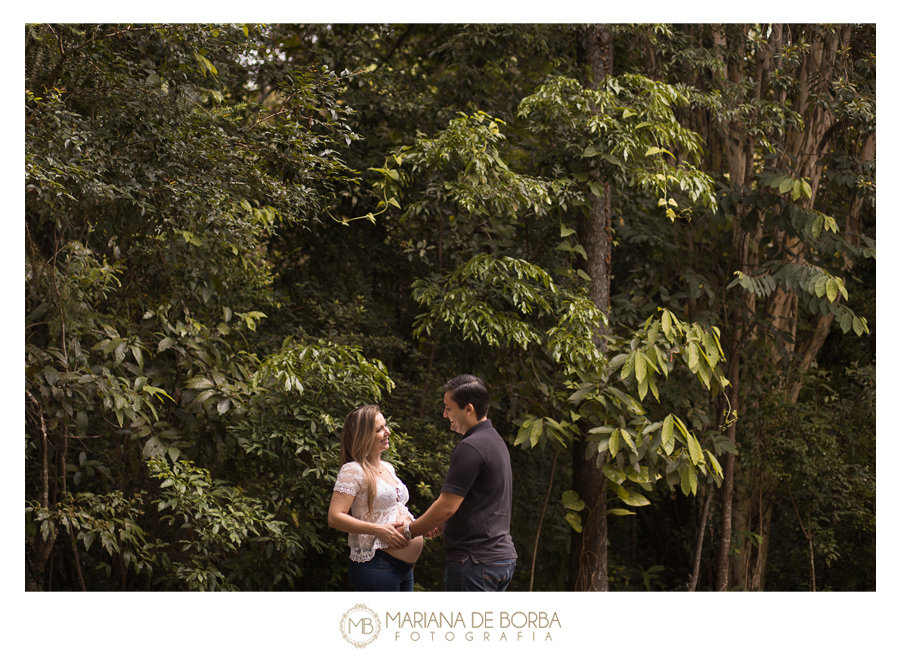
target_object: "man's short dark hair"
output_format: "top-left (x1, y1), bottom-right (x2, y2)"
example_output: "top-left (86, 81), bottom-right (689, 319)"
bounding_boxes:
top-left (444, 374), bottom-right (490, 420)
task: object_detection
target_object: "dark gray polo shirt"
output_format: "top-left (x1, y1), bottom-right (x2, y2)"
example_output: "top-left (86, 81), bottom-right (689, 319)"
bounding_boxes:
top-left (441, 419), bottom-right (517, 563)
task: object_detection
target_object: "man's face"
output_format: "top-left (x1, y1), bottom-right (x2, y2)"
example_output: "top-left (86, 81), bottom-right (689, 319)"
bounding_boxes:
top-left (443, 391), bottom-right (473, 435)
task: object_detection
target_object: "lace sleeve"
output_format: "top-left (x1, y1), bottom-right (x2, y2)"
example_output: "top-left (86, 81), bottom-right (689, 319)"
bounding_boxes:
top-left (334, 462), bottom-right (363, 497)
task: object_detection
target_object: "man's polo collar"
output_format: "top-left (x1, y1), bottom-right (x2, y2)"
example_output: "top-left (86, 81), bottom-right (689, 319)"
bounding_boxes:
top-left (462, 418), bottom-right (492, 439)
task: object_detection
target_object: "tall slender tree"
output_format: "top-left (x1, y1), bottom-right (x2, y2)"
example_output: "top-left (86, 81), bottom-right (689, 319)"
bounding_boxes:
top-left (569, 23), bottom-right (614, 592)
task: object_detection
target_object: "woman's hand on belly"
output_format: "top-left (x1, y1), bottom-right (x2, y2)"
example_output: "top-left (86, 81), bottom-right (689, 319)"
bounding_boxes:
top-left (386, 514), bottom-right (423, 563)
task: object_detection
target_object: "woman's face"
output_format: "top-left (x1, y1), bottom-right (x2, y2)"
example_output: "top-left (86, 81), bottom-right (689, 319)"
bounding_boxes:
top-left (368, 412), bottom-right (391, 459)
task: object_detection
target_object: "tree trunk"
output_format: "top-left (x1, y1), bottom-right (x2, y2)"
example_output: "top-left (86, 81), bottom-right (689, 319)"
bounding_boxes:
top-left (688, 485), bottom-right (714, 591)
top-left (730, 468), bottom-right (775, 590)
top-left (568, 23), bottom-right (613, 592)
top-left (714, 349), bottom-right (739, 590)
top-left (26, 389), bottom-right (57, 590)
top-left (713, 23), bottom-right (772, 591)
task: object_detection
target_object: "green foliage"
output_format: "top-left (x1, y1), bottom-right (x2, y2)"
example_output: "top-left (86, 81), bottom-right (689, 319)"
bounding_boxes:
top-left (25, 23), bottom-right (874, 593)
top-left (738, 364), bottom-right (875, 590)
top-left (559, 309), bottom-right (730, 511)
top-left (24, 23), bottom-right (379, 591)
top-left (149, 459), bottom-right (305, 591)
top-left (518, 72), bottom-right (718, 216)
top-left (605, 23), bottom-right (875, 590)
top-left (413, 254), bottom-right (561, 350)
top-left (26, 491), bottom-right (158, 586)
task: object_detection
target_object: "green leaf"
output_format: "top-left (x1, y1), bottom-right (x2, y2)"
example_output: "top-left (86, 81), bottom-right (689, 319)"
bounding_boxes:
top-left (686, 431), bottom-right (703, 466)
top-left (184, 376), bottom-right (215, 390)
top-left (826, 278), bottom-right (840, 303)
top-left (514, 420), bottom-right (533, 446)
top-left (195, 52), bottom-right (218, 76)
top-left (607, 353), bottom-right (628, 373)
top-left (157, 337), bottom-right (176, 353)
top-left (76, 410), bottom-right (88, 436)
top-left (620, 428), bottom-right (636, 454)
top-left (113, 340), bottom-right (127, 366)
top-left (661, 310), bottom-right (673, 339)
top-left (637, 376), bottom-right (649, 401)
top-left (687, 342), bottom-right (700, 371)
top-left (624, 465), bottom-right (651, 484)
top-left (812, 213), bottom-right (824, 239)
top-left (648, 376), bottom-right (659, 401)
top-left (612, 483), bottom-right (651, 507)
top-left (840, 310), bottom-right (853, 333)
top-left (600, 153), bottom-right (623, 167)
top-left (621, 353), bottom-right (635, 380)
top-left (588, 425), bottom-right (615, 435)
top-left (565, 511), bottom-right (583, 533)
top-left (529, 418), bottom-right (544, 448)
top-left (602, 463), bottom-right (626, 485)
top-left (131, 345), bottom-right (144, 370)
top-left (679, 464), bottom-right (698, 496)
top-left (662, 415), bottom-right (675, 455)
top-left (609, 428), bottom-right (620, 457)
top-left (42, 366), bottom-right (60, 386)
top-left (653, 345), bottom-right (668, 373)
top-left (815, 275), bottom-right (831, 299)
top-left (562, 490), bottom-right (586, 511)
top-left (635, 351), bottom-right (647, 383)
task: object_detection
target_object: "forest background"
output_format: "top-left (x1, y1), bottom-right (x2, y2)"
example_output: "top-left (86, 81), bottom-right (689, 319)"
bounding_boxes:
top-left (24, 22), bottom-right (876, 596)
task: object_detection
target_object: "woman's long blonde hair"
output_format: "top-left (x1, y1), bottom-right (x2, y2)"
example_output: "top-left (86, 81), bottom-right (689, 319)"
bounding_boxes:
top-left (340, 404), bottom-right (382, 513)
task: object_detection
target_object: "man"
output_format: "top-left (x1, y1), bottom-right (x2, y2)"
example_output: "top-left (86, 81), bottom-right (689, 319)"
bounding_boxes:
top-left (404, 374), bottom-right (517, 591)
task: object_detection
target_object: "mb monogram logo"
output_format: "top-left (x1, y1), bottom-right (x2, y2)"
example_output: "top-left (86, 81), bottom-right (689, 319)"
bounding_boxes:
top-left (340, 604), bottom-right (382, 648)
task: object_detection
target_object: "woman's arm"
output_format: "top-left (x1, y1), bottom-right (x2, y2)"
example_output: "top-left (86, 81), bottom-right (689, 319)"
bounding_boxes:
top-left (327, 491), bottom-right (409, 548)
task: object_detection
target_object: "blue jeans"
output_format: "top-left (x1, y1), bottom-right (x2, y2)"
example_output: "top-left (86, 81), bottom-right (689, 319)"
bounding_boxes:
top-left (348, 550), bottom-right (415, 592)
top-left (444, 557), bottom-right (516, 592)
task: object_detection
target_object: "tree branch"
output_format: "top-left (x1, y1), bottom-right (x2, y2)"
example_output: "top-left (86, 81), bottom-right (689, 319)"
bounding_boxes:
top-left (377, 24), bottom-right (417, 72)
top-left (529, 451), bottom-right (558, 592)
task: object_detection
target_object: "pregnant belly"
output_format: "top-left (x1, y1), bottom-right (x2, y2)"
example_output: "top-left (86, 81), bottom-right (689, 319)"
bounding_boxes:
top-left (386, 535), bottom-right (424, 564)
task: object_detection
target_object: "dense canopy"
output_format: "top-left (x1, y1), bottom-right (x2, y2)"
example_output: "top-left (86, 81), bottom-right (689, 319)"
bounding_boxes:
top-left (25, 23), bottom-right (874, 592)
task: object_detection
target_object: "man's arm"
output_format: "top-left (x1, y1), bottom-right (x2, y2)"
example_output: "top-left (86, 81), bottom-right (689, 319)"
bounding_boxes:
top-left (406, 492), bottom-right (464, 538)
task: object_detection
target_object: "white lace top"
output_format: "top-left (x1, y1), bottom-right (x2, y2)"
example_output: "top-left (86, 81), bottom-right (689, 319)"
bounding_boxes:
top-left (333, 461), bottom-right (415, 563)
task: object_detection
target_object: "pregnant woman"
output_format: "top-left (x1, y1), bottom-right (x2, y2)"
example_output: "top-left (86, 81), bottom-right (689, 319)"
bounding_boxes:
top-left (328, 405), bottom-right (424, 591)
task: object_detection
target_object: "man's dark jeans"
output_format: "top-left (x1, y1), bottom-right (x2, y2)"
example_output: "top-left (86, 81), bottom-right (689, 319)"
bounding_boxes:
top-left (444, 557), bottom-right (516, 591)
